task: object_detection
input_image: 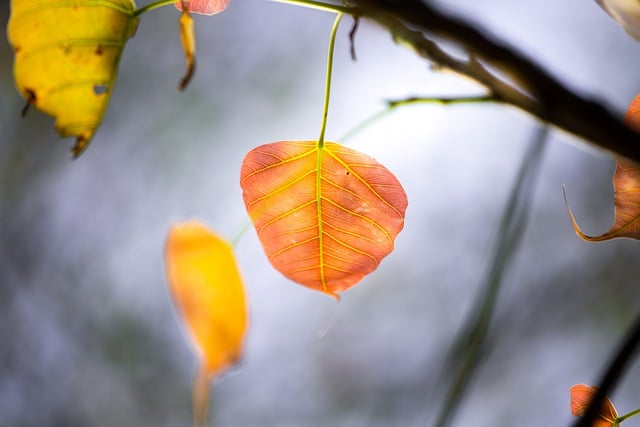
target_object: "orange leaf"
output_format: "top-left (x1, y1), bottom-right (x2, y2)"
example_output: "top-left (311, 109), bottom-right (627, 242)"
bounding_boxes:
top-left (165, 221), bottom-right (248, 425)
top-left (567, 94), bottom-right (640, 241)
top-left (240, 140), bottom-right (408, 298)
top-left (569, 384), bottom-right (618, 427)
top-left (175, 0), bottom-right (230, 15)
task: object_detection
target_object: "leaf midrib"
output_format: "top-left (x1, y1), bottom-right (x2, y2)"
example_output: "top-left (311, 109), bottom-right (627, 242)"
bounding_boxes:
top-left (315, 144), bottom-right (327, 293)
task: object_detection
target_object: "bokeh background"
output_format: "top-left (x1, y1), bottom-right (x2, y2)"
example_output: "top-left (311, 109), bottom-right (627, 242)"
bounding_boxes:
top-left (2, 1), bottom-right (640, 426)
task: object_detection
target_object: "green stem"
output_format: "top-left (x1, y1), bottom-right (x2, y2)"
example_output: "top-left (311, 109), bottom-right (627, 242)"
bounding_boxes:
top-left (318, 13), bottom-right (343, 148)
top-left (230, 8), bottom-right (345, 249)
top-left (230, 219), bottom-right (252, 248)
top-left (616, 407), bottom-right (640, 424)
top-left (269, 0), bottom-right (352, 14)
top-left (133, 0), bottom-right (178, 18)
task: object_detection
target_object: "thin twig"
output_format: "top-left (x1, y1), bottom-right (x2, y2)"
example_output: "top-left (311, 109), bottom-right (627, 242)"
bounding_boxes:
top-left (386, 94), bottom-right (497, 108)
top-left (338, 94), bottom-right (496, 143)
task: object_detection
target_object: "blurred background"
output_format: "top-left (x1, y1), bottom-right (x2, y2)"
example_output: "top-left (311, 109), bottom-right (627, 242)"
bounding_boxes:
top-left (3, 0), bottom-right (640, 426)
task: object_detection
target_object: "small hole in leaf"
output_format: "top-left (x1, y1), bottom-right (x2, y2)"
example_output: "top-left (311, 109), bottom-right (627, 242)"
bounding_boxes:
top-left (93, 85), bottom-right (108, 95)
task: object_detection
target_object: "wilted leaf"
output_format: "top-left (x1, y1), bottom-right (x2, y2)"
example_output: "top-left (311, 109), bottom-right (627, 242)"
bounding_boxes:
top-left (240, 140), bottom-right (408, 298)
top-left (7, 0), bottom-right (138, 157)
top-left (165, 221), bottom-right (248, 426)
top-left (566, 94), bottom-right (640, 241)
top-left (570, 384), bottom-right (618, 427)
top-left (175, 0), bottom-right (230, 15)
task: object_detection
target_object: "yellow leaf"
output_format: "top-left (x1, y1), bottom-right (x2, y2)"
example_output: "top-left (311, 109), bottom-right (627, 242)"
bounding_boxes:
top-left (165, 221), bottom-right (248, 426)
top-left (7, 0), bottom-right (138, 157)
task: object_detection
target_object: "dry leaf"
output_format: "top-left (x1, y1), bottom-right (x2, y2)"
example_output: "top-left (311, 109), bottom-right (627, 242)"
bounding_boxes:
top-left (566, 94), bottom-right (640, 241)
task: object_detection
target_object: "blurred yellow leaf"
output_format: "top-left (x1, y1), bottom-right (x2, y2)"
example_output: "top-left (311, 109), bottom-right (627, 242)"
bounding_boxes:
top-left (165, 220), bottom-right (248, 426)
top-left (7, 0), bottom-right (138, 157)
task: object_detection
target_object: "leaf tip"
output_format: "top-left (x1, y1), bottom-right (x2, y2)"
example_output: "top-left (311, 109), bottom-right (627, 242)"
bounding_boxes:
top-left (178, 59), bottom-right (196, 91)
top-left (562, 185), bottom-right (602, 242)
top-left (71, 135), bottom-right (91, 159)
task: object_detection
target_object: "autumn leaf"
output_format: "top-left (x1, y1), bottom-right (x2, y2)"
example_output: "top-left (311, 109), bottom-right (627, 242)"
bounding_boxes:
top-left (240, 140), bottom-right (408, 298)
top-left (165, 221), bottom-right (248, 426)
top-left (175, 0), bottom-right (230, 15)
top-left (7, 0), bottom-right (138, 157)
top-left (566, 94), bottom-right (640, 241)
top-left (570, 384), bottom-right (618, 427)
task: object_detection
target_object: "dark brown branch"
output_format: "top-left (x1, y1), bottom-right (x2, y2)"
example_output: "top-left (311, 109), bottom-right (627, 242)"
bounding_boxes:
top-left (350, 0), bottom-right (640, 163)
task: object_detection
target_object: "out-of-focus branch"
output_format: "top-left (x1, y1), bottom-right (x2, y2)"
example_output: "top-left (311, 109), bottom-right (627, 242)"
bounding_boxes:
top-left (344, 0), bottom-right (640, 163)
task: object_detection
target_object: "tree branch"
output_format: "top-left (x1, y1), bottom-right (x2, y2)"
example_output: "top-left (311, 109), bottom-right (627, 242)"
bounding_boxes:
top-left (349, 0), bottom-right (640, 163)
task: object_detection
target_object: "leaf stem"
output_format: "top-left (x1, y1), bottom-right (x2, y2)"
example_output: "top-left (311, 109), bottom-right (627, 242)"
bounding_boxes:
top-left (616, 407), bottom-right (640, 424)
top-left (133, 0), bottom-right (177, 18)
top-left (318, 13), bottom-right (343, 148)
top-left (230, 219), bottom-right (252, 248)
